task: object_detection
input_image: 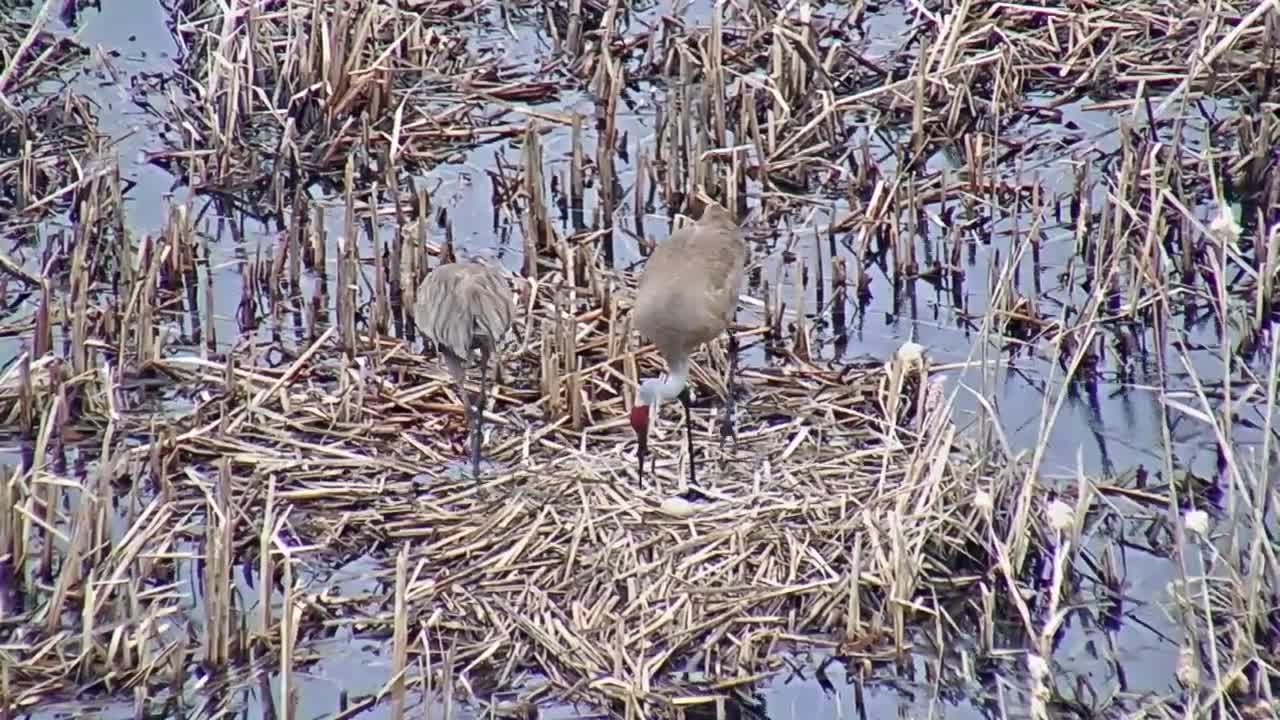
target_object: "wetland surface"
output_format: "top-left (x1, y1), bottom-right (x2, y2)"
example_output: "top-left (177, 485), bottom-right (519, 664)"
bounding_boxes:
top-left (3, 0), bottom-right (1279, 717)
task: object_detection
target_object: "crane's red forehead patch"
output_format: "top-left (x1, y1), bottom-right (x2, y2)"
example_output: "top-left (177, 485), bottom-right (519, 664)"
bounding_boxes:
top-left (629, 405), bottom-right (650, 433)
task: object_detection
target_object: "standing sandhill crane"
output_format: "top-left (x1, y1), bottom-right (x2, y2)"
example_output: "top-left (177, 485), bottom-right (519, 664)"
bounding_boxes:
top-left (414, 259), bottom-right (514, 480)
top-left (629, 192), bottom-right (747, 485)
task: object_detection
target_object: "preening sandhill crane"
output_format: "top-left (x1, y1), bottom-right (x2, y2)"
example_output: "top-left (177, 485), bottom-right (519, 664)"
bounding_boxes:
top-left (414, 259), bottom-right (514, 480)
top-left (629, 193), bottom-right (747, 485)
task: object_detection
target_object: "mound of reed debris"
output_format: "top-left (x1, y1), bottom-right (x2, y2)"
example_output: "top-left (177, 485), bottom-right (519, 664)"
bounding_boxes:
top-left (0, 257), bottom-right (1042, 713)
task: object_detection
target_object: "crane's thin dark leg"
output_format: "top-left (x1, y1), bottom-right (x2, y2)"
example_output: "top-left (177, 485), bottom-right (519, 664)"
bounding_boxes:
top-left (444, 352), bottom-right (476, 481)
top-left (679, 387), bottom-right (697, 487)
top-left (472, 345), bottom-right (492, 481)
top-left (720, 329), bottom-right (739, 447)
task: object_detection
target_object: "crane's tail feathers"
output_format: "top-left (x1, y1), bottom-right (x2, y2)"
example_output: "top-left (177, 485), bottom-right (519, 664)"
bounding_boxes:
top-left (414, 264), bottom-right (514, 360)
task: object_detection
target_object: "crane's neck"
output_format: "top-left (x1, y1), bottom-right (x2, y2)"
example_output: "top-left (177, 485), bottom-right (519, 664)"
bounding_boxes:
top-left (637, 356), bottom-right (689, 414)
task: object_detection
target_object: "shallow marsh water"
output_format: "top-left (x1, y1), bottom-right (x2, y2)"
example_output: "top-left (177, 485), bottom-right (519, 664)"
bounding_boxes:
top-left (3, 0), bottom-right (1276, 717)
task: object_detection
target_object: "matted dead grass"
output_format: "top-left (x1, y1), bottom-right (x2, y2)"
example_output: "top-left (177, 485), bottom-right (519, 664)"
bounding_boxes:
top-left (0, 306), bottom-right (1033, 715)
top-left (0, 4), bottom-right (98, 244)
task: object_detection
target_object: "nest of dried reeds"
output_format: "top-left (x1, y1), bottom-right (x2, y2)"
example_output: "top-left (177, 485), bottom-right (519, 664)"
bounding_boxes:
top-left (0, 242), bottom-right (1043, 713)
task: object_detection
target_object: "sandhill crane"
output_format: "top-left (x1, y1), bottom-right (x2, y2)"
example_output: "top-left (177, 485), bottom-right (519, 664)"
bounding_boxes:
top-left (629, 193), bottom-right (747, 485)
top-left (414, 259), bottom-right (514, 480)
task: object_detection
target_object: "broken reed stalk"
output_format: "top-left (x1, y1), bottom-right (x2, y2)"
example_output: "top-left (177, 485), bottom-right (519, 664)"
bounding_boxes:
top-left (279, 544), bottom-right (298, 720)
top-left (32, 370), bottom-right (60, 585)
top-left (571, 113), bottom-right (585, 230)
top-left (204, 458), bottom-right (235, 666)
top-left (391, 548), bottom-right (408, 720)
top-left (0, 466), bottom-right (13, 613)
top-left (596, 64), bottom-right (619, 268)
top-left (259, 478), bottom-right (276, 643)
top-left (522, 122), bottom-right (547, 279)
top-left (337, 156), bottom-right (360, 355)
top-left (373, 221), bottom-right (389, 337)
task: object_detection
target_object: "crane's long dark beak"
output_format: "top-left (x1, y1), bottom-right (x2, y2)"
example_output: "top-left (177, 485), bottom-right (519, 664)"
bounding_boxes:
top-left (630, 405), bottom-right (650, 484)
top-left (636, 429), bottom-right (648, 482)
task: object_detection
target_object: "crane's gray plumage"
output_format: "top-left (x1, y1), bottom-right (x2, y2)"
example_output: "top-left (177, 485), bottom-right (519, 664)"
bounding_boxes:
top-left (414, 261), bottom-right (514, 373)
top-left (633, 202), bottom-right (745, 360)
top-left (413, 259), bottom-right (514, 479)
top-left (630, 196), bottom-right (747, 485)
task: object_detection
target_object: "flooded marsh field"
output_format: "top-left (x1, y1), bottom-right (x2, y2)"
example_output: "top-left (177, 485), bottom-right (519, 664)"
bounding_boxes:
top-left (1, 0), bottom-right (1279, 717)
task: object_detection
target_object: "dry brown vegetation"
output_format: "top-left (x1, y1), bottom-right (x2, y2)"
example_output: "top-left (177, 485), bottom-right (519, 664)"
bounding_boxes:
top-left (1, 0), bottom-right (1279, 717)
